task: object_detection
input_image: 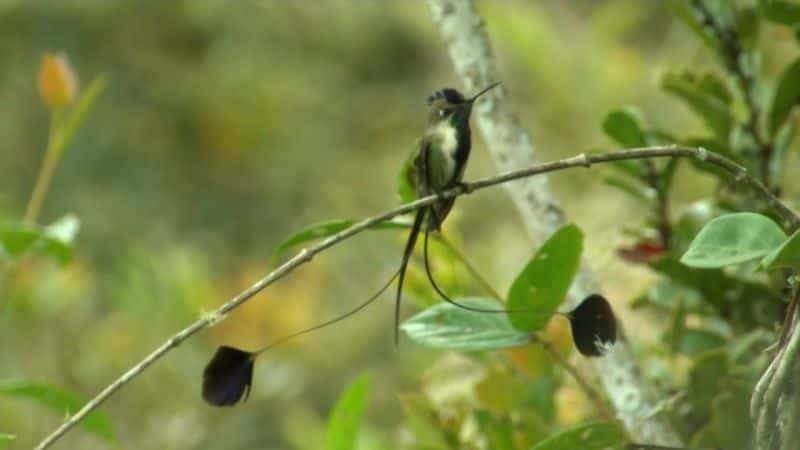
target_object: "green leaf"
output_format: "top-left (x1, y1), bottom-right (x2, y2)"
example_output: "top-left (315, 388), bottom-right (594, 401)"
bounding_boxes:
top-left (688, 350), bottom-right (729, 419)
top-left (530, 422), bottom-right (624, 450)
top-left (474, 411), bottom-right (516, 450)
top-left (768, 57), bottom-right (800, 136)
top-left (507, 224), bottom-right (583, 332)
top-left (397, 156), bottom-right (417, 204)
top-left (602, 108), bottom-right (647, 147)
top-left (710, 381), bottom-right (754, 449)
top-left (761, 0), bottom-right (800, 25)
top-left (680, 213), bottom-right (787, 268)
top-left (769, 118), bottom-right (796, 185)
top-left (401, 297), bottom-right (533, 351)
top-left (699, 73), bottom-right (733, 106)
top-left (666, 0), bottom-right (722, 56)
top-left (0, 214), bottom-right (80, 264)
top-left (678, 328), bottom-right (727, 356)
top-left (737, 6), bottom-right (760, 50)
top-left (762, 228), bottom-right (800, 270)
top-left (0, 379), bottom-right (115, 442)
top-left (0, 434), bottom-right (15, 449)
top-left (0, 226), bottom-right (41, 258)
top-left (272, 216), bottom-right (412, 259)
top-left (325, 372), bottom-right (371, 450)
top-left (662, 71), bottom-right (735, 140)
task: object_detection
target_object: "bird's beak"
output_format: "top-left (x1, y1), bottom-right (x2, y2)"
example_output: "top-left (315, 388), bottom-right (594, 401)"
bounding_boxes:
top-left (466, 81), bottom-right (501, 104)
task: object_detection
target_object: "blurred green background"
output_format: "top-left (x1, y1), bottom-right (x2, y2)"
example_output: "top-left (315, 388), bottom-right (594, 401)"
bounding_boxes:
top-left (2, 1), bottom-right (795, 448)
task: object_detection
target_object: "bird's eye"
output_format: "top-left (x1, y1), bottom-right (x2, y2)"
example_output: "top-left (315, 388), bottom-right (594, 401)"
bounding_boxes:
top-left (438, 108), bottom-right (448, 117)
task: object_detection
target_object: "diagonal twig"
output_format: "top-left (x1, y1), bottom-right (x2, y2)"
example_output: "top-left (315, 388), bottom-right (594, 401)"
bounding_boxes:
top-left (34, 145), bottom-right (799, 449)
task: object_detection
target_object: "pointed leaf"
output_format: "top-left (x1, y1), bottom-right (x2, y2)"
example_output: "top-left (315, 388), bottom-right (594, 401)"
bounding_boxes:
top-left (761, 1), bottom-right (800, 25)
top-left (666, 0), bottom-right (723, 56)
top-left (662, 71), bottom-right (734, 140)
top-left (326, 372), bottom-right (371, 450)
top-left (680, 213), bottom-right (787, 268)
top-left (762, 228), bottom-right (800, 270)
top-left (531, 422), bottom-right (624, 450)
top-left (602, 108), bottom-right (647, 147)
top-left (401, 297), bottom-right (533, 351)
top-left (769, 118), bottom-right (796, 185)
top-left (0, 379), bottom-right (115, 442)
top-left (768, 57), bottom-right (800, 136)
top-left (507, 224), bottom-right (583, 332)
top-left (273, 217), bottom-right (412, 259)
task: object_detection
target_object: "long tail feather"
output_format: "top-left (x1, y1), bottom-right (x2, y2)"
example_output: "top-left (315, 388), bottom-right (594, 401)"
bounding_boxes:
top-left (256, 271), bottom-right (400, 355)
top-left (395, 208), bottom-right (426, 346)
top-left (422, 230), bottom-right (549, 314)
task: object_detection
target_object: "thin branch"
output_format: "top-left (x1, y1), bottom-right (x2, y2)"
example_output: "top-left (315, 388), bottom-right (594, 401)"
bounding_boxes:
top-left (436, 234), bottom-right (503, 300)
top-left (435, 235), bottom-right (613, 420)
top-left (24, 109), bottom-right (63, 224)
top-left (34, 146), bottom-right (799, 449)
top-left (691, 0), bottom-right (773, 185)
top-left (537, 335), bottom-right (616, 422)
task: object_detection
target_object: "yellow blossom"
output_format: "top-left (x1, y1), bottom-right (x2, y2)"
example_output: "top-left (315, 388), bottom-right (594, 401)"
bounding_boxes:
top-left (38, 52), bottom-right (79, 108)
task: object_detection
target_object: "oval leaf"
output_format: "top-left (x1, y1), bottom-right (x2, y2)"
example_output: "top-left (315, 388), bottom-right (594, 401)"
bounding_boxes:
top-left (769, 57), bottom-right (800, 136)
top-left (507, 224), bottom-right (583, 332)
top-left (680, 213), bottom-right (786, 268)
top-left (273, 217), bottom-right (412, 259)
top-left (326, 372), bottom-right (371, 450)
top-left (602, 108), bottom-right (646, 148)
top-left (401, 297), bottom-right (533, 351)
top-left (531, 422), bottom-right (624, 450)
top-left (0, 379), bottom-right (115, 442)
top-left (762, 228), bottom-right (800, 270)
top-left (0, 434), bottom-right (15, 449)
top-left (0, 214), bottom-right (80, 264)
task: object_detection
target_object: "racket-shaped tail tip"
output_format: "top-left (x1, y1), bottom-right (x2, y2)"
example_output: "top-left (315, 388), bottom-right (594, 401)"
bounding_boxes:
top-left (568, 294), bottom-right (618, 357)
top-left (202, 345), bottom-right (255, 407)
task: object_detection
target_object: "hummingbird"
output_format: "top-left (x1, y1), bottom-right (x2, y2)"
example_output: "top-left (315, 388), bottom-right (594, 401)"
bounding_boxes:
top-left (392, 81), bottom-right (502, 344)
top-left (201, 82), bottom-right (618, 406)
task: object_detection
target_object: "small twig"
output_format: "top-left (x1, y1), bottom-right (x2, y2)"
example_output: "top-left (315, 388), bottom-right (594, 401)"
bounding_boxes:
top-left (537, 335), bottom-right (616, 422)
top-left (34, 146), bottom-right (800, 449)
top-left (435, 234), bottom-right (503, 300)
top-left (434, 234), bottom-right (612, 419)
top-left (692, 0), bottom-right (773, 186)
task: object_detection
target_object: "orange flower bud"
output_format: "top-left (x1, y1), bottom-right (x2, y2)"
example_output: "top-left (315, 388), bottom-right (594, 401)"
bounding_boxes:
top-left (38, 52), bottom-right (79, 108)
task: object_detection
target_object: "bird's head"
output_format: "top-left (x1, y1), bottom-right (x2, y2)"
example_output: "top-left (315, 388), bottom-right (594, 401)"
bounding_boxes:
top-left (426, 81), bottom-right (500, 127)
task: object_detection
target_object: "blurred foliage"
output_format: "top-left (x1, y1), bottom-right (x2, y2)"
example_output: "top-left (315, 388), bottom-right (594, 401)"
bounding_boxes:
top-left (2, 0), bottom-right (800, 449)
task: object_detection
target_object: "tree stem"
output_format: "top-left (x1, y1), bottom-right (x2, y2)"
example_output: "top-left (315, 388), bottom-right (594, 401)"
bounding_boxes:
top-left (33, 146), bottom-right (799, 449)
top-left (24, 110), bottom-right (63, 224)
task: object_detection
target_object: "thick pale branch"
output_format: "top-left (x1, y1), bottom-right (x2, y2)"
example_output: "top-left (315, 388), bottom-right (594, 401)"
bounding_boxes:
top-left (34, 145), bottom-right (798, 449)
top-left (426, 0), bottom-right (797, 444)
